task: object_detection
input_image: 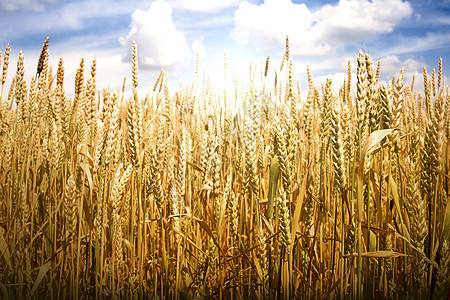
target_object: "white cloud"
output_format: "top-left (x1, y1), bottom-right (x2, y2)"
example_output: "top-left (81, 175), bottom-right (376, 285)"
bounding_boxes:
top-left (233, 0), bottom-right (413, 55)
top-left (313, 72), bottom-right (347, 95)
top-left (377, 54), bottom-right (427, 92)
top-left (384, 32), bottom-right (450, 56)
top-left (120, 0), bottom-right (190, 71)
top-left (379, 55), bottom-right (424, 75)
top-left (438, 17), bottom-right (450, 25)
top-left (314, 0), bottom-right (412, 43)
top-left (233, 0), bottom-right (315, 52)
top-left (51, 1), bottom-right (138, 28)
top-left (168, 0), bottom-right (241, 13)
top-left (0, 0), bottom-right (57, 12)
top-left (0, 0), bottom-right (140, 35)
top-left (191, 39), bottom-right (206, 57)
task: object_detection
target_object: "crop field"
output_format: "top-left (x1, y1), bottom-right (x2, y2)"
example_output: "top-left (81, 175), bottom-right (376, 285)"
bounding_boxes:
top-left (0, 37), bottom-right (449, 299)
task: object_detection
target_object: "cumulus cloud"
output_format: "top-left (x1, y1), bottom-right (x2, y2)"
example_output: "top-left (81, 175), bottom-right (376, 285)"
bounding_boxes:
top-left (377, 54), bottom-right (427, 92)
top-left (233, 0), bottom-right (413, 55)
top-left (168, 0), bottom-right (241, 13)
top-left (120, 0), bottom-right (190, 71)
top-left (379, 55), bottom-right (424, 75)
top-left (191, 38), bottom-right (206, 57)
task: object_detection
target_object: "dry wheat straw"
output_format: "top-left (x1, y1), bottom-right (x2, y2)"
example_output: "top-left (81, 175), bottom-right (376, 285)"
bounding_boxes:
top-left (0, 39), bottom-right (448, 300)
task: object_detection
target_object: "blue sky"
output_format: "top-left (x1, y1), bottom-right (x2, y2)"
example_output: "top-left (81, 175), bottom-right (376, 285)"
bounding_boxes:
top-left (0, 0), bottom-right (449, 96)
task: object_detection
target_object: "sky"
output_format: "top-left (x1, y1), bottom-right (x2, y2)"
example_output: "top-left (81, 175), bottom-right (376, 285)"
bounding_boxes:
top-left (0, 0), bottom-right (449, 97)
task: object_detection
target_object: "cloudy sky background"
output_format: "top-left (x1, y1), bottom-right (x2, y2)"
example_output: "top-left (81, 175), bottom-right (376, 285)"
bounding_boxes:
top-left (0, 0), bottom-right (449, 97)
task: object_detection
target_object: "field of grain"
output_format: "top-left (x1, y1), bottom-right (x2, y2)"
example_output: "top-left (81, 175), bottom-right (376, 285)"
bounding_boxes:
top-left (0, 37), bottom-right (448, 299)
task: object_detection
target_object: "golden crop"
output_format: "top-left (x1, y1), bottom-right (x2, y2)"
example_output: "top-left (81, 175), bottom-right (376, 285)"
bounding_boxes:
top-left (0, 37), bottom-right (448, 299)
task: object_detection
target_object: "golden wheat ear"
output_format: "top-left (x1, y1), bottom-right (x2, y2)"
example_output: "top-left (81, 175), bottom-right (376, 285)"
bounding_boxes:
top-left (36, 37), bottom-right (49, 77)
top-left (0, 39), bottom-right (447, 299)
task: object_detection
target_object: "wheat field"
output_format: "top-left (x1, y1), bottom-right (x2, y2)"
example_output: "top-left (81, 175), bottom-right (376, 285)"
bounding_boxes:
top-left (0, 37), bottom-right (449, 299)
